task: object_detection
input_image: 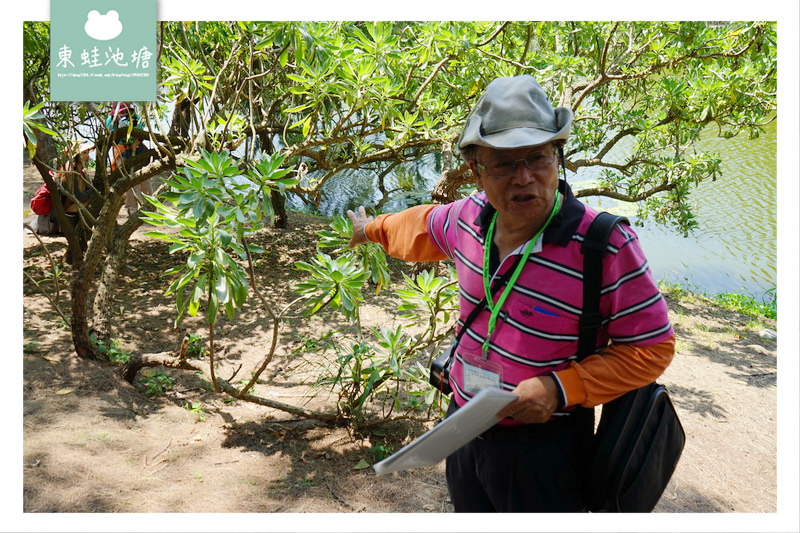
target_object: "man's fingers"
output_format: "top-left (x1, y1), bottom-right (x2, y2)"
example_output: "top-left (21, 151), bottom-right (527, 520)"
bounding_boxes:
top-left (347, 207), bottom-right (372, 248)
top-left (347, 206), bottom-right (371, 223)
top-left (496, 400), bottom-right (519, 419)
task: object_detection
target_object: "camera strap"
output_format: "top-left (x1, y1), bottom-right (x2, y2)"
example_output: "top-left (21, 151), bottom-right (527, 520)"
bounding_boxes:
top-left (433, 252), bottom-right (524, 396)
top-left (453, 251), bottom-right (524, 346)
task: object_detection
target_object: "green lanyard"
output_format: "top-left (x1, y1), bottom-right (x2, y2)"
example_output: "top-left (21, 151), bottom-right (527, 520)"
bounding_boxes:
top-left (481, 191), bottom-right (562, 356)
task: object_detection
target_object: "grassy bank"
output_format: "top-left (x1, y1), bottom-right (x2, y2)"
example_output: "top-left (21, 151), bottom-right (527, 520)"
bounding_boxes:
top-left (658, 281), bottom-right (777, 324)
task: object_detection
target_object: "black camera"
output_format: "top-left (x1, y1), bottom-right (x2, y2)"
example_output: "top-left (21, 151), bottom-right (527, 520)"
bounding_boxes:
top-left (429, 344), bottom-right (455, 395)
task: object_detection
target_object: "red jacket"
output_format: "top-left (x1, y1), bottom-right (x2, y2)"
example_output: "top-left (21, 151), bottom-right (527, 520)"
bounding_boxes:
top-left (30, 184), bottom-right (53, 215)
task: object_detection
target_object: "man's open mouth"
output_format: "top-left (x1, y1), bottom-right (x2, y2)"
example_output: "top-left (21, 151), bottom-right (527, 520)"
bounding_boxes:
top-left (511, 194), bottom-right (536, 202)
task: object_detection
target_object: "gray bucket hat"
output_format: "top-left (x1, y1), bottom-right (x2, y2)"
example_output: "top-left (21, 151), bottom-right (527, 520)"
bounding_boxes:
top-left (458, 75), bottom-right (573, 150)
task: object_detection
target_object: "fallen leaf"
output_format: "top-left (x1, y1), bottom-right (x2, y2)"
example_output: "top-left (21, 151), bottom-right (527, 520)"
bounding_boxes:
top-left (353, 459), bottom-right (370, 470)
top-left (56, 389), bottom-right (74, 395)
top-left (43, 355), bottom-right (61, 363)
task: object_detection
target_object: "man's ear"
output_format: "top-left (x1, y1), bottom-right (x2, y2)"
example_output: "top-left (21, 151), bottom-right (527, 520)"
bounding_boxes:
top-left (469, 161), bottom-right (484, 190)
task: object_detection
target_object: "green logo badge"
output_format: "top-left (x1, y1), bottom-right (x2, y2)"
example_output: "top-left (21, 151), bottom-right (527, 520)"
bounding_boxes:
top-left (50, 0), bottom-right (157, 102)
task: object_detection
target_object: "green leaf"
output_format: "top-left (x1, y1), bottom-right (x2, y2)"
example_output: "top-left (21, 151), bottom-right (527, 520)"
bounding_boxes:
top-left (207, 293), bottom-right (219, 325)
top-left (225, 299), bottom-right (236, 320)
top-left (214, 274), bottom-right (229, 303)
top-left (424, 388), bottom-right (437, 405)
top-left (285, 73), bottom-right (308, 84)
top-left (219, 230), bottom-right (233, 248)
top-left (284, 102), bottom-right (314, 113)
top-left (353, 459), bottom-right (370, 470)
top-left (289, 115), bottom-right (311, 134)
top-left (187, 251), bottom-right (206, 269)
top-left (167, 242), bottom-right (191, 254)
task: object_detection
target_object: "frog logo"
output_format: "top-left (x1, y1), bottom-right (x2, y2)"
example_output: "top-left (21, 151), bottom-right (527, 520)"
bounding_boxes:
top-left (84, 10), bottom-right (123, 41)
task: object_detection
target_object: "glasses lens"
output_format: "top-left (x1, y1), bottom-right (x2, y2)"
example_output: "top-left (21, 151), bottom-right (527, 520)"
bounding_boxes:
top-left (525, 150), bottom-right (555, 170)
top-left (484, 148), bottom-right (555, 178)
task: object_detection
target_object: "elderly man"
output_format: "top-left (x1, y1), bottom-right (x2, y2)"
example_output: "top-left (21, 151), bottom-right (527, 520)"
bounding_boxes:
top-left (348, 76), bottom-right (674, 512)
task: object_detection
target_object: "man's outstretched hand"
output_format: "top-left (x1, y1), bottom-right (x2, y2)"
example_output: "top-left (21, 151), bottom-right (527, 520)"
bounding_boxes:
top-left (346, 206), bottom-right (374, 248)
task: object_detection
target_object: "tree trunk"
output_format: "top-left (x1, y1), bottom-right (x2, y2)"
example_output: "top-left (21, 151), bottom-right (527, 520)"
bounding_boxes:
top-left (430, 143), bottom-right (472, 204)
top-left (270, 189), bottom-right (288, 228)
top-left (257, 130), bottom-right (289, 229)
top-left (90, 216), bottom-right (142, 341)
top-left (71, 194), bottom-right (126, 359)
top-left (168, 98), bottom-right (192, 137)
top-left (32, 126), bottom-right (58, 170)
top-left (82, 108), bottom-right (183, 343)
top-left (71, 158), bottom-right (172, 360)
top-left (431, 165), bottom-right (472, 204)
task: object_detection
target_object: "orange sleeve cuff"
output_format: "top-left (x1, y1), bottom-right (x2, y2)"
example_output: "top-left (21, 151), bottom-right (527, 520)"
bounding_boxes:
top-left (553, 366), bottom-right (586, 407)
top-left (364, 204), bottom-right (447, 262)
top-left (554, 335), bottom-right (676, 408)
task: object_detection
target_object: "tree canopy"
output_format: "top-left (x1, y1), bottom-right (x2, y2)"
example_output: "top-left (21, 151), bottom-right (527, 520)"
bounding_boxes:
top-left (25, 21), bottom-right (777, 234)
top-left (22, 21), bottom-right (777, 407)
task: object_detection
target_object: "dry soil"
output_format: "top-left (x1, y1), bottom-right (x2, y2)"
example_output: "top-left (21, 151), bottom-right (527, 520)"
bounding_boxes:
top-left (19, 162), bottom-right (778, 523)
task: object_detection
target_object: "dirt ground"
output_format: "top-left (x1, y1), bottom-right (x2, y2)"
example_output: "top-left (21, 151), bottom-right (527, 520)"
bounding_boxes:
top-left (18, 161), bottom-right (779, 522)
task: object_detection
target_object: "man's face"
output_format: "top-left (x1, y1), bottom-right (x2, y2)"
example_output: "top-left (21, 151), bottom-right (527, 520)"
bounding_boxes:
top-left (471, 143), bottom-right (560, 229)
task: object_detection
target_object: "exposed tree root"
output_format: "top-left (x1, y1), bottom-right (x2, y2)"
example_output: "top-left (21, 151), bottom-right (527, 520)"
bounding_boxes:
top-left (120, 350), bottom-right (342, 424)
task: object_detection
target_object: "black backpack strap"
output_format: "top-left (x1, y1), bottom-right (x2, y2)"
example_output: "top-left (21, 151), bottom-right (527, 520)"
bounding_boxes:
top-left (578, 212), bottom-right (629, 359)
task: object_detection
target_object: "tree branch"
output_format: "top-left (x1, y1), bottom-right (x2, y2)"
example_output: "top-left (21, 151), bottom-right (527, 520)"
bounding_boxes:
top-left (476, 47), bottom-right (536, 72)
top-left (598, 22), bottom-right (620, 75)
top-left (409, 55), bottom-right (453, 111)
top-left (476, 22), bottom-right (510, 47)
top-left (574, 182), bottom-right (675, 202)
top-left (236, 238), bottom-right (282, 397)
top-left (22, 225), bottom-right (70, 327)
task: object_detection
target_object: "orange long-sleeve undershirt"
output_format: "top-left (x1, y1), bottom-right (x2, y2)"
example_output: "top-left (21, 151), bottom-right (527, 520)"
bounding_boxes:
top-left (364, 205), bottom-right (447, 262)
top-left (554, 337), bottom-right (675, 408)
top-left (364, 205), bottom-right (675, 408)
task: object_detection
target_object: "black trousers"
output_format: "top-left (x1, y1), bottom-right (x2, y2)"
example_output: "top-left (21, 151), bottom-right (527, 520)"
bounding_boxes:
top-left (445, 401), bottom-right (594, 512)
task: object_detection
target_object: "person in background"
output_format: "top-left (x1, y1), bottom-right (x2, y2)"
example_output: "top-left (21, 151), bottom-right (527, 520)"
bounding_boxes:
top-left (106, 102), bottom-right (150, 215)
top-left (347, 75), bottom-right (675, 512)
top-left (29, 142), bottom-right (91, 235)
top-left (59, 142), bottom-right (90, 219)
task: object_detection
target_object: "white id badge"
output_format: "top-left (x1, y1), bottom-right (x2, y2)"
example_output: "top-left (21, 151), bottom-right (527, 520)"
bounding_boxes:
top-left (461, 353), bottom-right (503, 395)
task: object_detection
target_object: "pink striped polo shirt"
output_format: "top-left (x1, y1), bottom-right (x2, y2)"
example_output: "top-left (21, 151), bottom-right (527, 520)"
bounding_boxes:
top-left (426, 186), bottom-right (674, 416)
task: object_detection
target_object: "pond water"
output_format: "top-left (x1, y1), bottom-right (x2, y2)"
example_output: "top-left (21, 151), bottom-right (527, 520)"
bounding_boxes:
top-left (293, 121), bottom-right (778, 299)
top-left (616, 120), bottom-right (777, 300)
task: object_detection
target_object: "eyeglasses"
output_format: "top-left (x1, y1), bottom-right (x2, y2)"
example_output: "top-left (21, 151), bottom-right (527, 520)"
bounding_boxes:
top-left (477, 147), bottom-right (557, 179)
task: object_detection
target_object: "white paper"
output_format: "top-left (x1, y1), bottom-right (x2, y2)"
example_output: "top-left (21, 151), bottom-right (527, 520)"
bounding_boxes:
top-left (373, 387), bottom-right (518, 475)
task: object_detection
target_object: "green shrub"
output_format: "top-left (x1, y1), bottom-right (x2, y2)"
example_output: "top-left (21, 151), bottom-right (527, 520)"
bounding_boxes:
top-left (90, 335), bottom-right (131, 364)
top-left (138, 370), bottom-right (177, 397)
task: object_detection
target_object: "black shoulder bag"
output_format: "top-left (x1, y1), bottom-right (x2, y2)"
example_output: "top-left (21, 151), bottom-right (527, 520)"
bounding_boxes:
top-left (580, 212), bottom-right (686, 513)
